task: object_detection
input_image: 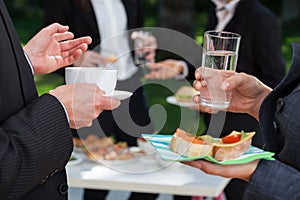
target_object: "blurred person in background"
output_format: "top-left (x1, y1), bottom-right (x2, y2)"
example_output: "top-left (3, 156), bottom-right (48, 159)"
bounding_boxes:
top-left (145, 0), bottom-right (286, 199)
top-left (44, 0), bottom-right (158, 200)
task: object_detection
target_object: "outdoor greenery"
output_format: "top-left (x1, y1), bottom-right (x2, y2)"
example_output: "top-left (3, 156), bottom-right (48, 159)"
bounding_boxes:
top-left (7, 0), bottom-right (300, 134)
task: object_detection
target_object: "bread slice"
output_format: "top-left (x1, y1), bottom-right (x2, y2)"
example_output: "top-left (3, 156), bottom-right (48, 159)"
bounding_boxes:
top-left (169, 128), bottom-right (213, 157)
top-left (213, 131), bottom-right (256, 161)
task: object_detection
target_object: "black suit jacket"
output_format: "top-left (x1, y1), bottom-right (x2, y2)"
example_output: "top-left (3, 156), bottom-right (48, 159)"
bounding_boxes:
top-left (204, 0), bottom-right (286, 145)
top-left (206, 0), bottom-right (285, 87)
top-left (44, 0), bottom-right (143, 76)
top-left (243, 42), bottom-right (300, 199)
top-left (0, 1), bottom-right (73, 199)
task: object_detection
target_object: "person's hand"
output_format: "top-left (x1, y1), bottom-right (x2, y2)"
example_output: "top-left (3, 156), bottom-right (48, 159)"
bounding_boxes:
top-left (145, 59), bottom-right (184, 79)
top-left (73, 50), bottom-right (115, 67)
top-left (23, 23), bottom-right (92, 74)
top-left (50, 83), bottom-right (120, 129)
top-left (131, 31), bottom-right (157, 63)
top-left (193, 68), bottom-right (272, 120)
top-left (183, 159), bottom-right (260, 182)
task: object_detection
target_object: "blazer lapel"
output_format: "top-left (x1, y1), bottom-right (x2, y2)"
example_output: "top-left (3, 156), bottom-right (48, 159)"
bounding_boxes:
top-left (259, 42), bottom-right (300, 153)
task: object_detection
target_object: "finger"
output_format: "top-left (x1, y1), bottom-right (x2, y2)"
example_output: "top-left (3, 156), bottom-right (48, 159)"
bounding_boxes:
top-left (193, 80), bottom-right (202, 91)
top-left (146, 63), bottom-right (162, 70)
top-left (60, 36), bottom-right (92, 51)
top-left (195, 68), bottom-right (202, 80)
top-left (60, 48), bottom-right (86, 66)
top-left (45, 23), bottom-right (69, 34)
top-left (53, 32), bottom-right (74, 42)
top-left (193, 94), bottom-right (201, 104)
top-left (182, 161), bottom-right (203, 169)
top-left (61, 42), bottom-right (90, 62)
top-left (221, 73), bottom-right (245, 92)
top-left (95, 96), bottom-right (121, 110)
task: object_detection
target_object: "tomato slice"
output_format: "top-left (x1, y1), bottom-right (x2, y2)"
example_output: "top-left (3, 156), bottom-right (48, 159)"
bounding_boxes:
top-left (192, 138), bottom-right (205, 144)
top-left (221, 134), bottom-right (242, 144)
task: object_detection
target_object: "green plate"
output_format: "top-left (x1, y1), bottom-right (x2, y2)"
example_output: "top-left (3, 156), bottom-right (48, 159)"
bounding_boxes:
top-left (142, 134), bottom-right (275, 165)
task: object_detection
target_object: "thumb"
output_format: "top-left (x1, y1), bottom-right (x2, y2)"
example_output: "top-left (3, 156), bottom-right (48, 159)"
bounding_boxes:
top-left (221, 73), bottom-right (245, 92)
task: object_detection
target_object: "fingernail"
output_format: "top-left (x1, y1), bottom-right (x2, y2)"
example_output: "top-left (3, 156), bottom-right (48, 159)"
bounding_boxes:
top-left (221, 82), bottom-right (230, 91)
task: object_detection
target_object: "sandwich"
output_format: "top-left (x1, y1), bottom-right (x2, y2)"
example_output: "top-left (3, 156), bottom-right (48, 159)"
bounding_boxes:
top-left (213, 130), bottom-right (256, 161)
top-left (175, 86), bottom-right (198, 102)
top-left (169, 128), bottom-right (214, 157)
top-left (169, 128), bottom-right (256, 161)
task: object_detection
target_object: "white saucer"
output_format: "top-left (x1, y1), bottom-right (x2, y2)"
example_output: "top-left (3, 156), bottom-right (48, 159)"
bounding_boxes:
top-left (104, 90), bottom-right (133, 100)
top-left (166, 96), bottom-right (196, 107)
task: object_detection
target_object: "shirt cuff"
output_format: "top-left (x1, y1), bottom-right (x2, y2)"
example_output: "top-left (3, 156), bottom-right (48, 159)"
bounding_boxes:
top-left (49, 90), bottom-right (70, 124)
top-left (174, 60), bottom-right (188, 80)
top-left (24, 51), bottom-right (34, 74)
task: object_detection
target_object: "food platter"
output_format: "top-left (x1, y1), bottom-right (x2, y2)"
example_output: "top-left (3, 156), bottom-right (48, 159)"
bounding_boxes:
top-left (142, 134), bottom-right (275, 165)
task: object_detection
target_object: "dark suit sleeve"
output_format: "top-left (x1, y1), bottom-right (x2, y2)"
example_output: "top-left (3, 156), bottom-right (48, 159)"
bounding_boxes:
top-left (253, 16), bottom-right (286, 88)
top-left (44, 0), bottom-right (68, 26)
top-left (0, 94), bottom-right (73, 199)
top-left (244, 159), bottom-right (300, 199)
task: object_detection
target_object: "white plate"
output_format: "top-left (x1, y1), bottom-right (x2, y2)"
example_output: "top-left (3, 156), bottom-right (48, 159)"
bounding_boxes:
top-left (166, 96), bottom-right (196, 107)
top-left (104, 90), bottom-right (133, 100)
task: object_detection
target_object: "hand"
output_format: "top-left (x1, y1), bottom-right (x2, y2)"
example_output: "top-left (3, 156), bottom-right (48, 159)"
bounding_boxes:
top-left (145, 59), bottom-right (184, 79)
top-left (183, 159), bottom-right (260, 182)
top-left (73, 50), bottom-right (115, 67)
top-left (23, 23), bottom-right (92, 74)
top-left (193, 68), bottom-right (272, 120)
top-left (50, 83), bottom-right (120, 129)
top-left (131, 31), bottom-right (157, 63)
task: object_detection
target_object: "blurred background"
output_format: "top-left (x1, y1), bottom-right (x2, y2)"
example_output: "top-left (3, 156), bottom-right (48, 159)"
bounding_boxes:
top-left (6, 0), bottom-right (300, 134)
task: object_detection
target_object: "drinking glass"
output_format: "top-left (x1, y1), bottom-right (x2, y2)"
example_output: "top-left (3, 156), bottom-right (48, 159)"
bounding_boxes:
top-left (200, 30), bottom-right (241, 110)
top-left (131, 31), bottom-right (155, 66)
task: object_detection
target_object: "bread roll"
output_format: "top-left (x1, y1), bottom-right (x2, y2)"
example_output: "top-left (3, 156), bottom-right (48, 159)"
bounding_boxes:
top-left (175, 86), bottom-right (198, 102)
top-left (213, 131), bottom-right (256, 161)
top-left (169, 128), bottom-right (213, 157)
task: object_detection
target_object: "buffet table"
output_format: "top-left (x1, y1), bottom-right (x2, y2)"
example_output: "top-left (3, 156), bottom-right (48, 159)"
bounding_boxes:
top-left (66, 153), bottom-right (230, 197)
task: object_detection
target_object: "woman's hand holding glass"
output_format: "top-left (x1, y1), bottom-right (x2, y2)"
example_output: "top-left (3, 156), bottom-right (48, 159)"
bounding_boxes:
top-left (193, 69), bottom-right (272, 120)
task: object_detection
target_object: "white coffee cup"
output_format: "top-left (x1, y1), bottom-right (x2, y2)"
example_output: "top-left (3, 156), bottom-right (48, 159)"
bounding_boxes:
top-left (65, 67), bottom-right (117, 94)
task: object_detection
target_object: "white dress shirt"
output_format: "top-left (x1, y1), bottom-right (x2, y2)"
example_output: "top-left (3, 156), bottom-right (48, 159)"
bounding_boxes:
top-left (90, 0), bottom-right (137, 81)
top-left (211, 0), bottom-right (240, 31)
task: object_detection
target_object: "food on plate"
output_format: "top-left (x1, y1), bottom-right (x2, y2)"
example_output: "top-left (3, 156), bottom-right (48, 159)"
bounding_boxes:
top-left (169, 128), bottom-right (256, 161)
top-left (137, 137), bottom-right (156, 153)
top-left (73, 135), bottom-right (132, 161)
top-left (169, 128), bottom-right (214, 157)
top-left (213, 130), bottom-right (256, 161)
top-left (175, 86), bottom-right (198, 102)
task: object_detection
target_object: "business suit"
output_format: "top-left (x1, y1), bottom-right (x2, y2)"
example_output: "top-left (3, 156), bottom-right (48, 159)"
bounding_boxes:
top-left (45, 1), bottom-right (157, 200)
top-left (44, 0), bottom-right (153, 146)
top-left (0, 0), bottom-right (73, 199)
top-left (243, 42), bottom-right (300, 199)
top-left (202, 1), bottom-right (286, 199)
